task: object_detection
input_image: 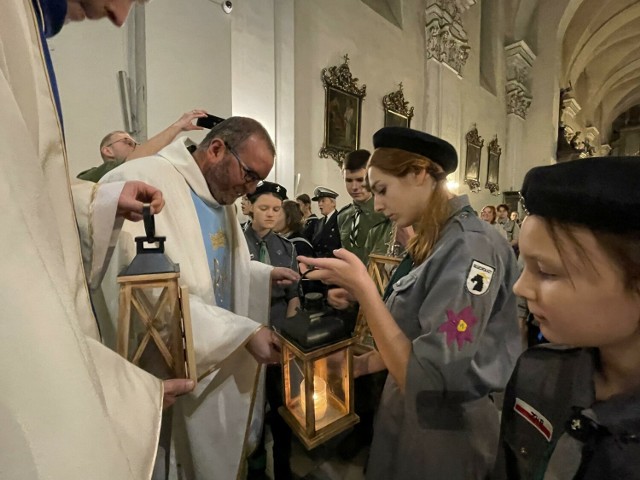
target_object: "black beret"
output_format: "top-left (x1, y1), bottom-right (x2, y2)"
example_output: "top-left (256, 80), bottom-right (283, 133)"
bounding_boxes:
top-left (343, 149), bottom-right (371, 171)
top-left (248, 181), bottom-right (287, 202)
top-left (372, 127), bottom-right (458, 174)
top-left (521, 156), bottom-right (640, 233)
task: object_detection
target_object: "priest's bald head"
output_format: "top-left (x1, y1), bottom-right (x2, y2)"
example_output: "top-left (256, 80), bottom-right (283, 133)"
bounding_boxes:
top-left (193, 117), bottom-right (276, 205)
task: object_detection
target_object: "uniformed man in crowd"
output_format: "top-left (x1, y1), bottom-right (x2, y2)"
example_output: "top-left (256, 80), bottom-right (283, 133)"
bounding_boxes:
top-left (243, 181), bottom-right (299, 480)
top-left (337, 149), bottom-right (390, 265)
top-left (311, 186), bottom-right (342, 257)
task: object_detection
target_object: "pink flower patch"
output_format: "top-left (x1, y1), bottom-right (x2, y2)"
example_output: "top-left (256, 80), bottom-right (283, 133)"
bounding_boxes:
top-left (438, 306), bottom-right (478, 350)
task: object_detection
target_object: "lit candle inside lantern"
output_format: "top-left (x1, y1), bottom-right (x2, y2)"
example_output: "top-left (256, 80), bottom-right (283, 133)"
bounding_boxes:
top-left (300, 376), bottom-right (328, 420)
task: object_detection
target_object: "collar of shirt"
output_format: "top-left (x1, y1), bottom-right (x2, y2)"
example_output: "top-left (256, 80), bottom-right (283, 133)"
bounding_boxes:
top-left (354, 195), bottom-right (375, 213)
top-left (245, 226), bottom-right (273, 245)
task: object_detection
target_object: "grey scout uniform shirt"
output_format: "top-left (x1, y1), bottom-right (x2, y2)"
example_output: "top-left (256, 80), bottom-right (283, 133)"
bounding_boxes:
top-left (244, 227), bottom-right (299, 328)
top-left (494, 345), bottom-right (640, 480)
top-left (337, 196), bottom-right (388, 265)
top-left (367, 194), bottom-right (522, 480)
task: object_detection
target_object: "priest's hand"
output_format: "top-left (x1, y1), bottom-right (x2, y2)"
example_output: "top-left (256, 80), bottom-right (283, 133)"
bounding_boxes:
top-left (271, 266), bottom-right (301, 287)
top-left (246, 326), bottom-right (281, 364)
top-left (118, 181), bottom-right (165, 222)
top-left (162, 379), bottom-right (195, 409)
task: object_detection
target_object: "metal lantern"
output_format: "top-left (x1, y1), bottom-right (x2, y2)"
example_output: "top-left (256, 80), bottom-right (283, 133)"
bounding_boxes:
top-left (276, 293), bottom-right (359, 449)
top-left (116, 206), bottom-right (197, 383)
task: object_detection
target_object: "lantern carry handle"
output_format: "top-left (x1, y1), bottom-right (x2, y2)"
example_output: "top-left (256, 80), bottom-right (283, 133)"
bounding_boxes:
top-left (143, 203), bottom-right (156, 239)
top-left (134, 204), bottom-right (167, 255)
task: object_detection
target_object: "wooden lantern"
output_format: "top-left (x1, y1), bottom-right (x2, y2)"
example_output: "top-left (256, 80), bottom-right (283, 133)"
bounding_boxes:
top-left (116, 207), bottom-right (197, 383)
top-left (276, 295), bottom-right (359, 449)
top-left (353, 253), bottom-right (401, 352)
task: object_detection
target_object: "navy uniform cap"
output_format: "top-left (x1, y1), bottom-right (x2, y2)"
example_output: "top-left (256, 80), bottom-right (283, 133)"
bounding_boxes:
top-left (373, 127), bottom-right (458, 174)
top-left (248, 181), bottom-right (287, 202)
top-left (311, 186), bottom-right (339, 201)
top-left (521, 156), bottom-right (640, 233)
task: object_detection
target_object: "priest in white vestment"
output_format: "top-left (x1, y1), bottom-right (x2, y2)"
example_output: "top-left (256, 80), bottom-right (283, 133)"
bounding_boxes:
top-left (0, 0), bottom-right (195, 478)
top-left (98, 118), bottom-right (298, 480)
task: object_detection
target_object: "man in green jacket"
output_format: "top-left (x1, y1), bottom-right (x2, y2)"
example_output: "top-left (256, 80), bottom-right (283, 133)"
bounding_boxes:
top-left (77, 109), bottom-right (207, 182)
top-left (337, 149), bottom-right (390, 266)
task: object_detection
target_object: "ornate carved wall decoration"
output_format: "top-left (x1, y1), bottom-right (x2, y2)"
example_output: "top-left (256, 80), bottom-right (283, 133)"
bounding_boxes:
top-left (383, 82), bottom-right (414, 128)
top-left (464, 125), bottom-right (483, 192)
top-left (425, 0), bottom-right (472, 76)
top-left (559, 85), bottom-right (581, 126)
top-left (505, 41), bottom-right (535, 119)
top-left (486, 136), bottom-right (501, 195)
top-left (557, 125), bottom-right (592, 161)
top-left (319, 54), bottom-right (367, 166)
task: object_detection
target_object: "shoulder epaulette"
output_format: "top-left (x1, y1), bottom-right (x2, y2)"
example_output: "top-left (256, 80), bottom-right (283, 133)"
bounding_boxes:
top-left (337, 204), bottom-right (352, 215)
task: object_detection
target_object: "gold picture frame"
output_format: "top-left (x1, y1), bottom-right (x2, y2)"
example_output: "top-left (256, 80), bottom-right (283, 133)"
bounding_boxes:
top-left (486, 136), bottom-right (501, 195)
top-left (383, 82), bottom-right (414, 128)
top-left (464, 125), bottom-right (483, 193)
top-left (319, 55), bottom-right (367, 167)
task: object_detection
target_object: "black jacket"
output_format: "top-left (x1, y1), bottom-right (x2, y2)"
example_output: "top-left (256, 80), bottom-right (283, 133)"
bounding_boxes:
top-left (494, 345), bottom-right (640, 480)
top-left (311, 212), bottom-right (341, 258)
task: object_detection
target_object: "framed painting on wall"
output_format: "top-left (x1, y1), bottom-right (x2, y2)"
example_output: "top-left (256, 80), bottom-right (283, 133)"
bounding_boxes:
top-left (486, 136), bottom-right (502, 195)
top-left (464, 125), bottom-right (483, 192)
top-left (383, 83), bottom-right (414, 129)
top-left (319, 55), bottom-right (367, 167)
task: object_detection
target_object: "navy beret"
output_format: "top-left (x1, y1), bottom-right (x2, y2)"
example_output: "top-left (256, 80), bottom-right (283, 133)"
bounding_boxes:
top-left (521, 156), bottom-right (640, 233)
top-left (248, 181), bottom-right (287, 202)
top-left (373, 127), bottom-right (458, 174)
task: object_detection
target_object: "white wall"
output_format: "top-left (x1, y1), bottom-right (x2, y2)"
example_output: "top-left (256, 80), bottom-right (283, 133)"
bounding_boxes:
top-left (146, 0), bottom-right (232, 144)
top-left (293, 0), bottom-right (426, 211)
top-left (50, 0), bottom-right (232, 177)
top-left (49, 20), bottom-right (127, 175)
top-left (51, 0), bottom-right (563, 214)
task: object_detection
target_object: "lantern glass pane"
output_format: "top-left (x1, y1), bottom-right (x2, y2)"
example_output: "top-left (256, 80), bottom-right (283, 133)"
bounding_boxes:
top-left (129, 285), bottom-right (180, 379)
top-left (285, 350), bottom-right (349, 430)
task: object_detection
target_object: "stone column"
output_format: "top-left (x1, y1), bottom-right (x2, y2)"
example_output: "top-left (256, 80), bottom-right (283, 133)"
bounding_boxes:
top-left (423, 0), bottom-right (474, 187)
top-left (230, 0), bottom-right (295, 190)
top-left (504, 40), bottom-right (535, 190)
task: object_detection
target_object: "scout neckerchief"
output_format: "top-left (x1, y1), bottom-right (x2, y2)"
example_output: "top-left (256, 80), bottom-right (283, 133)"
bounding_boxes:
top-left (189, 190), bottom-right (232, 309)
top-left (349, 204), bottom-right (361, 247)
top-left (383, 255), bottom-right (413, 301)
top-left (382, 204), bottom-right (476, 301)
top-left (258, 238), bottom-right (271, 264)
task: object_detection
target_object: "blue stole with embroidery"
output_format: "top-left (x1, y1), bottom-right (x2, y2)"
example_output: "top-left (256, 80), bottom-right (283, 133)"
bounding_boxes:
top-left (190, 191), bottom-right (232, 309)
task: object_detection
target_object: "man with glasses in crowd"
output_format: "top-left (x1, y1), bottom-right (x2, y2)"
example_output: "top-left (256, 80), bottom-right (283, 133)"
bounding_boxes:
top-left (77, 109), bottom-right (208, 182)
top-left (98, 116), bottom-right (299, 480)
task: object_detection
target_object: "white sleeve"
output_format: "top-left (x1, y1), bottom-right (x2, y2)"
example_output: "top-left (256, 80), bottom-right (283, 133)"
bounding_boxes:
top-left (73, 180), bottom-right (126, 289)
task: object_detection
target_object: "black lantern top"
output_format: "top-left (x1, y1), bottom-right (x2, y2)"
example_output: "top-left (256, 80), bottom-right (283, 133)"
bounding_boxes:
top-left (118, 205), bottom-right (180, 277)
top-left (277, 292), bottom-right (354, 352)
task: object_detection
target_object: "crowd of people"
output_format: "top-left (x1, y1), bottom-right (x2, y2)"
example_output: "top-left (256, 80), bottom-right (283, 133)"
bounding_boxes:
top-left (2, 1), bottom-right (640, 480)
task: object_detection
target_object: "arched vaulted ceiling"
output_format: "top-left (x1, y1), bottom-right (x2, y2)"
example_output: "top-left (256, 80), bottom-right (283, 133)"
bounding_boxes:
top-left (561, 0), bottom-right (640, 140)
